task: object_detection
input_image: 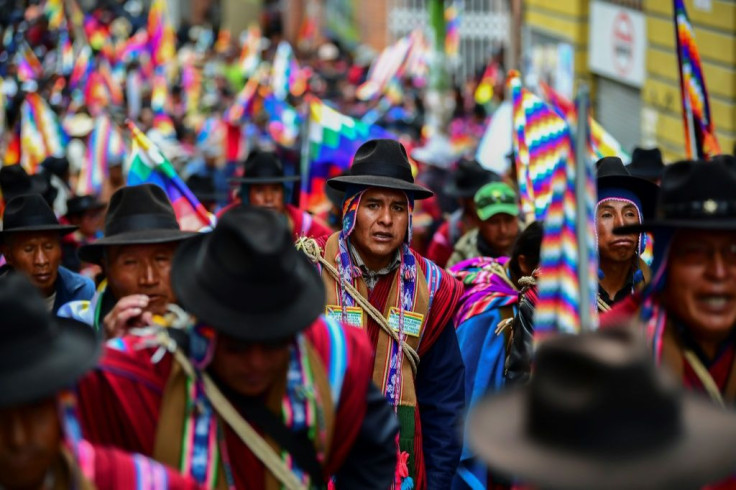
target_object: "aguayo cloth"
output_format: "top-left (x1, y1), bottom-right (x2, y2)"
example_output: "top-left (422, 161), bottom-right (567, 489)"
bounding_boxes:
top-left (75, 317), bottom-right (375, 489)
top-left (448, 257), bottom-right (519, 490)
top-left (316, 231), bottom-right (463, 490)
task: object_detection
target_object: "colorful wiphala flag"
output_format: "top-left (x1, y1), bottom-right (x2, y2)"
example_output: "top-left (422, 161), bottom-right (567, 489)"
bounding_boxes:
top-left (20, 93), bottom-right (66, 174)
top-left (44, 0), bottom-right (65, 30)
top-left (69, 44), bottom-right (93, 92)
top-left (224, 73), bottom-right (260, 125)
top-left (539, 81), bottom-right (629, 161)
top-left (127, 121), bottom-right (214, 231)
top-left (77, 115), bottom-right (113, 196)
top-left (356, 34), bottom-right (413, 101)
top-left (445, 3), bottom-right (460, 58)
top-left (147, 0), bottom-right (176, 68)
top-left (16, 41), bottom-right (44, 82)
top-left (673, 0), bottom-right (720, 159)
top-left (151, 68), bottom-right (176, 137)
top-left (509, 72), bottom-right (568, 224)
top-left (302, 98), bottom-right (393, 211)
top-left (57, 27), bottom-right (75, 76)
top-left (262, 94), bottom-right (302, 148)
top-left (239, 25), bottom-right (262, 78)
top-left (475, 62), bottom-right (499, 105)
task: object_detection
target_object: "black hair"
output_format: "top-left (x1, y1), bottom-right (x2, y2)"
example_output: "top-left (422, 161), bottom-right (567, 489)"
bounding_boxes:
top-left (509, 221), bottom-right (544, 280)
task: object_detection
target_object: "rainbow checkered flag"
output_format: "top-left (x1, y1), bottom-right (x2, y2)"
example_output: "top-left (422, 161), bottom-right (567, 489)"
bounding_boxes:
top-left (127, 121), bottom-right (215, 232)
top-left (509, 72), bottom-right (598, 334)
top-left (302, 97), bottom-right (393, 212)
top-left (674, 0), bottom-right (720, 159)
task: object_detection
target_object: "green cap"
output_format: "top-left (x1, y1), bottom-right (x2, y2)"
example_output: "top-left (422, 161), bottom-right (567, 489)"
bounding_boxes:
top-left (474, 182), bottom-right (519, 221)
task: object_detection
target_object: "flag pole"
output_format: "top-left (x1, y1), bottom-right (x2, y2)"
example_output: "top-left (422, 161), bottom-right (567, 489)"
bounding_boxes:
top-left (299, 100), bottom-right (312, 211)
top-left (574, 83), bottom-right (593, 332)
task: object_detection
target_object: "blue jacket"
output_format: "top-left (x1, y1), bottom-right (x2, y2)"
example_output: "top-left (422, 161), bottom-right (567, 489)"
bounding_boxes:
top-left (53, 266), bottom-right (95, 315)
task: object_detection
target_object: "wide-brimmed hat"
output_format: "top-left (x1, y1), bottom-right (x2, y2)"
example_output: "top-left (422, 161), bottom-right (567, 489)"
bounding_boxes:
top-left (468, 327), bottom-right (736, 490)
top-left (65, 194), bottom-right (106, 217)
top-left (0, 165), bottom-right (47, 202)
top-left (328, 139), bottom-right (433, 199)
top-left (171, 205), bottom-right (325, 341)
top-left (616, 157), bottom-right (736, 235)
top-left (0, 273), bottom-right (100, 408)
top-left (79, 184), bottom-right (196, 264)
top-left (230, 151), bottom-right (300, 184)
top-left (0, 194), bottom-right (77, 240)
top-left (474, 182), bottom-right (519, 221)
top-left (627, 147), bottom-right (665, 180)
top-left (596, 156), bottom-right (659, 220)
top-left (444, 158), bottom-right (500, 198)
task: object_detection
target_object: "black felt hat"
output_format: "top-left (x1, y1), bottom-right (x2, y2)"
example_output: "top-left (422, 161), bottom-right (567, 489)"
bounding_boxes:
top-left (230, 151), bottom-right (300, 184)
top-left (171, 205), bottom-right (325, 341)
top-left (468, 327), bottom-right (736, 490)
top-left (327, 139), bottom-right (433, 199)
top-left (0, 273), bottom-right (100, 408)
top-left (444, 158), bottom-right (500, 198)
top-left (596, 156), bottom-right (660, 220)
top-left (65, 194), bottom-right (106, 217)
top-left (78, 184), bottom-right (196, 264)
top-left (0, 193), bottom-right (77, 239)
top-left (617, 156), bottom-right (736, 234)
top-left (0, 165), bottom-right (46, 202)
top-left (627, 147), bottom-right (665, 180)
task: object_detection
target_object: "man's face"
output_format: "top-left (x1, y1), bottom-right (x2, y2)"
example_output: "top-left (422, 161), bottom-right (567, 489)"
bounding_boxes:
top-left (2, 232), bottom-right (62, 297)
top-left (663, 230), bottom-right (736, 344)
top-left (478, 213), bottom-right (519, 256)
top-left (248, 183), bottom-right (285, 214)
top-left (597, 200), bottom-right (640, 263)
top-left (0, 398), bottom-right (61, 489)
top-left (68, 209), bottom-right (104, 238)
top-left (104, 242), bottom-right (179, 315)
top-left (351, 188), bottom-right (408, 270)
top-left (209, 334), bottom-right (291, 397)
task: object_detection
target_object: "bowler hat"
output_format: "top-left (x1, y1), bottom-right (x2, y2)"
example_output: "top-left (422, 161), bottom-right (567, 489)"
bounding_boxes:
top-left (597, 156), bottom-right (659, 219)
top-left (78, 184), bottom-right (196, 264)
top-left (617, 157), bottom-right (736, 234)
top-left (328, 139), bottom-right (433, 199)
top-left (627, 147), bottom-right (665, 180)
top-left (171, 205), bottom-right (325, 341)
top-left (0, 273), bottom-right (100, 408)
top-left (65, 194), bottom-right (106, 217)
top-left (468, 327), bottom-right (736, 490)
top-left (230, 151), bottom-right (300, 184)
top-left (444, 158), bottom-right (500, 198)
top-left (0, 193), bottom-right (77, 239)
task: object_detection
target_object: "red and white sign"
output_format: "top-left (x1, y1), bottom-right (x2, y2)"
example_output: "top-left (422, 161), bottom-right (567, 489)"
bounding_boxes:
top-left (589, 1), bottom-right (646, 87)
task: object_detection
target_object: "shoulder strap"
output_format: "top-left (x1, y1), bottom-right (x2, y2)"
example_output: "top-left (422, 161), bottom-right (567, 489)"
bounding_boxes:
top-left (172, 349), bottom-right (308, 490)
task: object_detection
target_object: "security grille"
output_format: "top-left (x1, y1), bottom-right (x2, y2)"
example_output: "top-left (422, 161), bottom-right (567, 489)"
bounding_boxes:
top-left (387, 0), bottom-right (510, 83)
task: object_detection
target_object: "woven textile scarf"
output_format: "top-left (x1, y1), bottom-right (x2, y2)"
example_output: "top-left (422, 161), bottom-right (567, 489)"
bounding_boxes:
top-left (450, 256), bottom-right (519, 326)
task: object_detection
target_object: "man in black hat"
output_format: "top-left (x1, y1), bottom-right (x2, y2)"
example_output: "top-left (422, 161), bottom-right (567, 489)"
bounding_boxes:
top-left (595, 156), bottom-right (659, 311)
top-left (627, 146), bottom-right (665, 184)
top-left (75, 206), bottom-right (399, 488)
top-left (60, 194), bottom-right (106, 273)
top-left (0, 273), bottom-right (201, 489)
top-left (467, 327), bottom-right (736, 489)
top-left (299, 139), bottom-right (465, 490)
top-left (227, 151), bottom-right (331, 240)
top-left (0, 194), bottom-right (95, 315)
top-left (58, 184), bottom-right (195, 336)
top-left (604, 157), bottom-right (736, 409)
top-left (426, 158), bottom-right (499, 268)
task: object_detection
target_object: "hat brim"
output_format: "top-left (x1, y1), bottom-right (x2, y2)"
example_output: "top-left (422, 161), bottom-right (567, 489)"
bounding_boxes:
top-left (478, 204), bottom-right (519, 222)
top-left (626, 166), bottom-right (663, 179)
top-left (597, 175), bottom-right (660, 220)
top-left (230, 175), bottom-right (301, 184)
top-left (468, 388), bottom-right (736, 490)
top-left (0, 224), bottom-right (78, 240)
top-left (615, 218), bottom-right (736, 235)
top-left (171, 232), bottom-right (326, 342)
top-left (327, 175), bottom-right (434, 200)
top-left (0, 317), bottom-right (99, 408)
top-left (79, 229), bottom-right (197, 264)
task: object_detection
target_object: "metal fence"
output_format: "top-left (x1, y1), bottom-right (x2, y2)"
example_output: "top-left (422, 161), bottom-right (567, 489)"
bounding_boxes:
top-left (387, 0), bottom-right (510, 83)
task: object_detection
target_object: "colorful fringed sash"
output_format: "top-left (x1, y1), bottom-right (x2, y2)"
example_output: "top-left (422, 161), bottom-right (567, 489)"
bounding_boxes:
top-left (153, 324), bottom-right (339, 490)
top-left (449, 257), bottom-right (519, 326)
